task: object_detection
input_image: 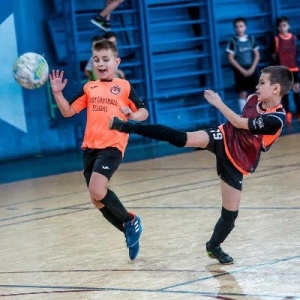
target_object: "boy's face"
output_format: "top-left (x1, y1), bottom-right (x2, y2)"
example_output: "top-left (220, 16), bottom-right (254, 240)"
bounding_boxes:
top-left (277, 21), bottom-right (290, 35)
top-left (256, 73), bottom-right (279, 102)
top-left (92, 49), bottom-right (120, 80)
top-left (234, 21), bottom-right (246, 36)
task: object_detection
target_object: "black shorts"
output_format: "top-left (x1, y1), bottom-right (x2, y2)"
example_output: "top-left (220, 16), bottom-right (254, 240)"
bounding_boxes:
top-left (202, 128), bottom-right (243, 191)
top-left (233, 67), bottom-right (258, 94)
top-left (83, 147), bottom-right (122, 186)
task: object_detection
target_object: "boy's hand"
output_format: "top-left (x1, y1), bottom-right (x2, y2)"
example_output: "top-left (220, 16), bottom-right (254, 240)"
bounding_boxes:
top-left (120, 106), bottom-right (134, 118)
top-left (49, 70), bottom-right (67, 93)
top-left (204, 90), bottom-right (223, 107)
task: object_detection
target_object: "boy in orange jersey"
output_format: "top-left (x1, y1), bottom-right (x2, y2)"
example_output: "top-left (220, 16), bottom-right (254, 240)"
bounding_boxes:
top-left (49, 40), bottom-right (148, 261)
top-left (109, 65), bottom-right (293, 264)
top-left (272, 16), bottom-right (300, 123)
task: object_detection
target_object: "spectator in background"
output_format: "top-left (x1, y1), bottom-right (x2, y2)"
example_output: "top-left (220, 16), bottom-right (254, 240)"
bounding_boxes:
top-left (91, 0), bottom-right (124, 32)
top-left (271, 16), bottom-right (300, 123)
top-left (226, 17), bottom-right (260, 113)
top-left (85, 32), bottom-right (125, 81)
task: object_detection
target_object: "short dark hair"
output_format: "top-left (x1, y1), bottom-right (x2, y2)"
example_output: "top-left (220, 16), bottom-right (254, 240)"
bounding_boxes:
top-left (92, 39), bottom-right (119, 57)
top-left (92, 35), bottom-right (104, 43)
top-left (262, 65), bottom-right (293, 96)
top-left (102, 32), bottom-right (117, 40)
top-left (276, 16), bottom-right (289, 27)
top-left (233, 17), bottom-right (246, 26)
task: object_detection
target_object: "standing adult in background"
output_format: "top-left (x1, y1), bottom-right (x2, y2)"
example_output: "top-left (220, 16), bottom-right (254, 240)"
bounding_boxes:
top-left (91, 0), bottom-right (124, 32)
top-left (226, 17), bottom-right (260, 113)
top-left (271, 16), bottom-right (300, 123)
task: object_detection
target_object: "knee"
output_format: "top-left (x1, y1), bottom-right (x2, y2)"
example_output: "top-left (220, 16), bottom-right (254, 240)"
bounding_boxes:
top-left (89, 185), bottom-right (106, 200)
top-left (89, 186), bottom-right (107, 209)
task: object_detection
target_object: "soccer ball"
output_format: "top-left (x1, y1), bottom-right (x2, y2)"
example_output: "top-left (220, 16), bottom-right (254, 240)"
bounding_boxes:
top-left (12, 52), bottom-right (49, 89)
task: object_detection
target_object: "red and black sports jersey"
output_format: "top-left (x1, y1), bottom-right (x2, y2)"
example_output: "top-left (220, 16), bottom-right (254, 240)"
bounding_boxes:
top-left (273, 33), bottom-right (299, 72)
top-left (219, 94), bottom-right (285, 174)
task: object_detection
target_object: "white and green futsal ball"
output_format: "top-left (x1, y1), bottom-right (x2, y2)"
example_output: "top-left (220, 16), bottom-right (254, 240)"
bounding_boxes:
top-left (13, 52), bottom-right (49, 89)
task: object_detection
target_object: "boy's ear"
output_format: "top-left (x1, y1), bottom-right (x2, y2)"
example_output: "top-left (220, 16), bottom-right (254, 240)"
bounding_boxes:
top-left (273, 83), bottom-right (281, 95)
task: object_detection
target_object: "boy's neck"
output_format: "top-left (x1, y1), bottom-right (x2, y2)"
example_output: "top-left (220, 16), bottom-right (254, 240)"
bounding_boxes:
top-left (100, 78), bottom-right (113, 82)
top-left (260, 99), bottom-right (281, 110)
top-left (279, 32), bottom-right (290, 37)
top-left (237, 33), bottom-right (246, 37)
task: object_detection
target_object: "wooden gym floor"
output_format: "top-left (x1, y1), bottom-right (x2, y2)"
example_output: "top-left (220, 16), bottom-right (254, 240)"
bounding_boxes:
top-left (0, 133), bottom-right (299, 299)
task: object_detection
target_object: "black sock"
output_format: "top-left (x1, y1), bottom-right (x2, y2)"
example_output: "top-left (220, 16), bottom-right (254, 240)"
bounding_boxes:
top-left (99, 207), bottom-right (124, 232)
top-left (207, 207), bottom-right (238, 249)
top-left (100, 189), bottom-right (133, 223)
top-left (131, 123), bottom-right (187, 147)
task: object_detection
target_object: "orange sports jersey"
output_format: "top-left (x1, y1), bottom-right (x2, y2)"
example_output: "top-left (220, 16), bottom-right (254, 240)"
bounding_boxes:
top-left (71, 78), bottom-right (145, 155)
top-left (219, 94), bottom-right (285, 175)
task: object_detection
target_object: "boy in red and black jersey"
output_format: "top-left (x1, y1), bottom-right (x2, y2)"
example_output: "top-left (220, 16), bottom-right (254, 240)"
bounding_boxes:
top-left (109, 66), bottom-right (293, 264)
top-left (50, 40), bottom-right (148, 261)
top-left (271, 16), bottom-right (300, 123)
top-left (220, 94), bottom-right (285, 175)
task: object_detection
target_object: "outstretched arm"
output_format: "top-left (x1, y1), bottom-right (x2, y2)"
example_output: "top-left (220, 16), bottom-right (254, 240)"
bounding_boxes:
top-left (204, 90), bottom-right (249, 129)
top-left (49, 70), bottom-right (76, 118)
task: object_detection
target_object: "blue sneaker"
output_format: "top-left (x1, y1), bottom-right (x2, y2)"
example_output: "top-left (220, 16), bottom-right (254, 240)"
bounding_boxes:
top-left (129, 241), bottom-right (140, 261)
top-left (124, 215), bottom-right (142, 248)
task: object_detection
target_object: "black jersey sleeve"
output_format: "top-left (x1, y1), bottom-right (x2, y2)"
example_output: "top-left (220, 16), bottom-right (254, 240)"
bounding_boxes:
top-left (248, 113), bottom-right (284, 135)
top-left (129, 84), bottom-right (146, 109)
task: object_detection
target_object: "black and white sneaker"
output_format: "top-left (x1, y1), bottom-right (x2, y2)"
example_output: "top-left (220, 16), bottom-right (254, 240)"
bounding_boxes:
top-left (90, 15), bottom-right (111, 31)
top-left (206, 242), bottom-right (234, 264)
